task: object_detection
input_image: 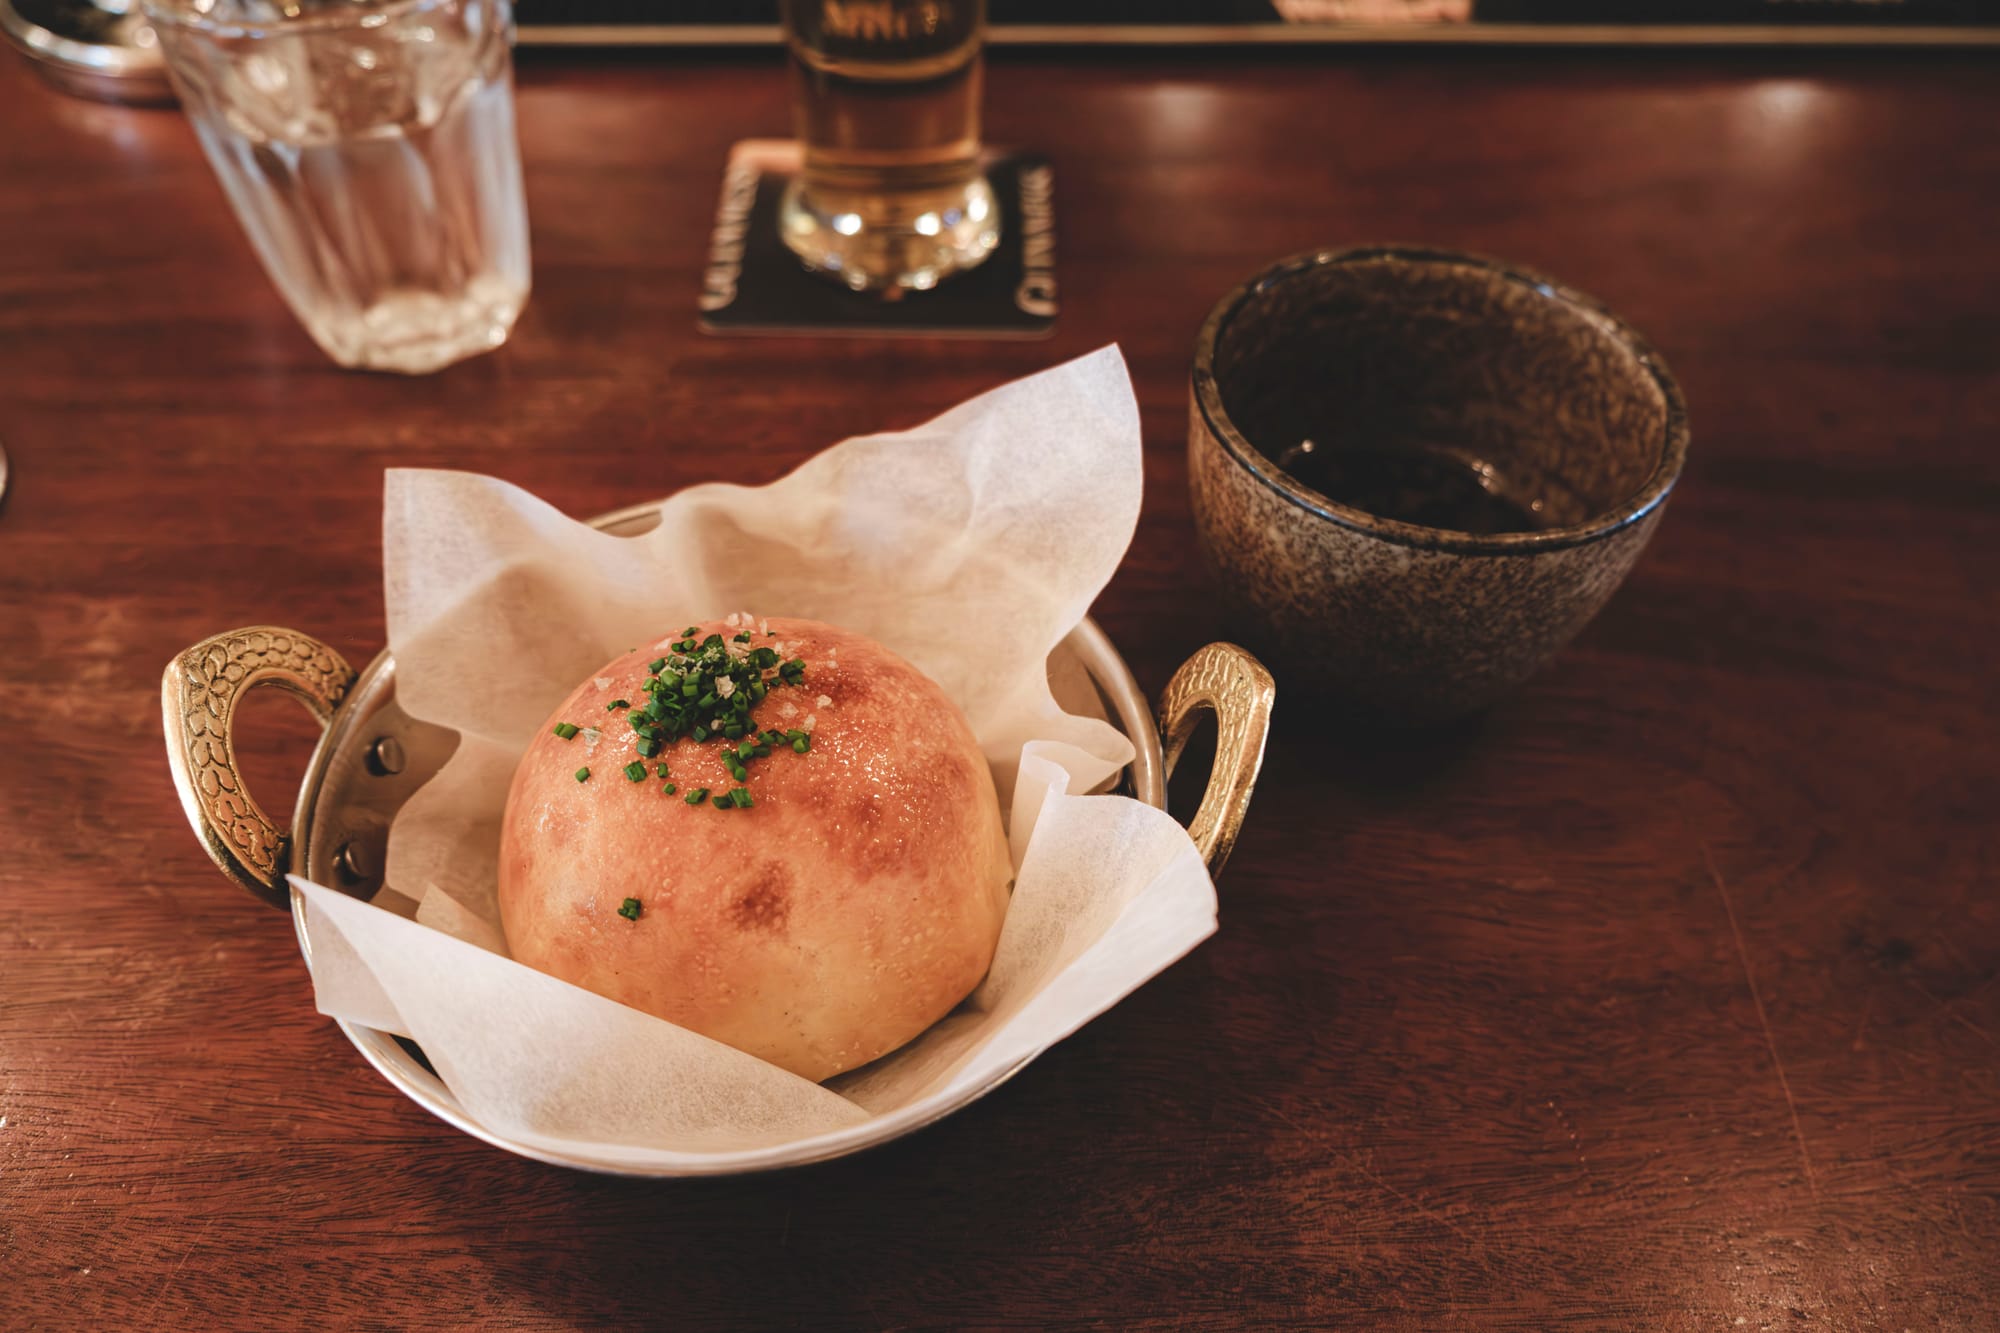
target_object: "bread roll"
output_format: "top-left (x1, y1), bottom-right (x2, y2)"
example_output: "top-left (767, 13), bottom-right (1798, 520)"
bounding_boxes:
top-left (498, 617), bottom-right (1011, 1082)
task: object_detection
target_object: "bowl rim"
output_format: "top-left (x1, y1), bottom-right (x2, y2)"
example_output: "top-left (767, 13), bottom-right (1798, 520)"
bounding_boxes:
top-left (1191, 244), bottom-right (1691, 557)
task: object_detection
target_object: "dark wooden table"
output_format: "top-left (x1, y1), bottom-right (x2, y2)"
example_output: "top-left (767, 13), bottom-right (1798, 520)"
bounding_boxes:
top-left (3, 44), bottom-right (1997, 1330)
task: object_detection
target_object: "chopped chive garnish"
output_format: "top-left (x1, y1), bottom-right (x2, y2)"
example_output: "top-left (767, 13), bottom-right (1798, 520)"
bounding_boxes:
top-left (618, 897), bottom-right (642, 921)
top-left (566, 625), bottom-right (818, 813)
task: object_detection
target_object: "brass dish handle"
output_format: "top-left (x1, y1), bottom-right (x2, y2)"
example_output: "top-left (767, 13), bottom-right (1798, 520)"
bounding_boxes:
top-left (162, 627), bottom-right (356, 910)
top-left (1157, 642), bottom-right (1276, 878)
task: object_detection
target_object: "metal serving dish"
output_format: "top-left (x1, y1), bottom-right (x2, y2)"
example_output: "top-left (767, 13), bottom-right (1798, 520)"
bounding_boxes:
top-left (163, 499), bottom-right (1275, 1176)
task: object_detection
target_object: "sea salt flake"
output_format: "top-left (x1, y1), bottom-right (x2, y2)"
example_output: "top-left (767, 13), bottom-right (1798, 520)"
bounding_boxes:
top-left (816, 694), bottom-right (832, 708)
top-left (593, 676), bottom-right (612, 690)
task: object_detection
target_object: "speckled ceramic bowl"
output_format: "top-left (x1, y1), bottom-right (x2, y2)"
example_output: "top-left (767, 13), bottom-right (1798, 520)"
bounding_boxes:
top-left (1189, 246), bottom-right (1689, 724)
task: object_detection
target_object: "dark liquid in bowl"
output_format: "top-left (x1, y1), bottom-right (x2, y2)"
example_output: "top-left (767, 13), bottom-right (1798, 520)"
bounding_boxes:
top-left (1277, 441), bottom-right (1552, 536)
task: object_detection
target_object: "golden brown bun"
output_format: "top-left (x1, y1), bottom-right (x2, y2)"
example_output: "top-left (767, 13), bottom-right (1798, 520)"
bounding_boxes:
top-left (497, 618), bottom-right (1011, 1082)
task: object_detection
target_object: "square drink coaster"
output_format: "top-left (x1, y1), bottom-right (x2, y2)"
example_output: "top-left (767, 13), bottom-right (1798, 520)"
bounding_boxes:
top-left (698, 139), bottom-right (1056, 340)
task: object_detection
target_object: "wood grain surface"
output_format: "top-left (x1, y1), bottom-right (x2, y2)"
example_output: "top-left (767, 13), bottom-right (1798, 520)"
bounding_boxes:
top-left (2, 45), bottom-right (1997, 1331)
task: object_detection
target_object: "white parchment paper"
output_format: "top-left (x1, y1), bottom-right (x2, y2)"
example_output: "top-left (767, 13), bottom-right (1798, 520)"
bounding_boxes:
top-left (290, 346), bottom-right (1220, 1171)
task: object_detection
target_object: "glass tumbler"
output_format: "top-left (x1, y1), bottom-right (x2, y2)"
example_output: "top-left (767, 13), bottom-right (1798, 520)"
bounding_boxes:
top-left (778, 0), bottom-right (999, 293)
top-left (147, 0), bottom-right (530, 374)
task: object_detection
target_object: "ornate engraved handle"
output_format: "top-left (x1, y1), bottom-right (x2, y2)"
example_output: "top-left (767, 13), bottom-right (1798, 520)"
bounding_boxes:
top-left (161, 627), bottom-right (356, 910)
top-left (1157, 642), bottom-right (1275, 878)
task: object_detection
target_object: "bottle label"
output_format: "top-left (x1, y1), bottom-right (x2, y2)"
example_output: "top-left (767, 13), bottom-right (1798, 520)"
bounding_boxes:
top-left (789, 1), bottom-right (981, 63)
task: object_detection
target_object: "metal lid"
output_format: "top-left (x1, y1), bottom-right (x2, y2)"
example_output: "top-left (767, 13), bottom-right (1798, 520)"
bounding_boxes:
top-left (1, 0), bottom-right (174, 106)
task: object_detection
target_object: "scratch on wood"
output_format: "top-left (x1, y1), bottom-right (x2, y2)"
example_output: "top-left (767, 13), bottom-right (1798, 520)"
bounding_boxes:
top-left (1903, 973), bottom-right (1997, 1048)
top-left (137, 1214), bottom-right (215, 1327)
top-left (1704, 843), bottom-right (1819, 1201)
top-left (1348, 1152), bottom-right (1479, 1247)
